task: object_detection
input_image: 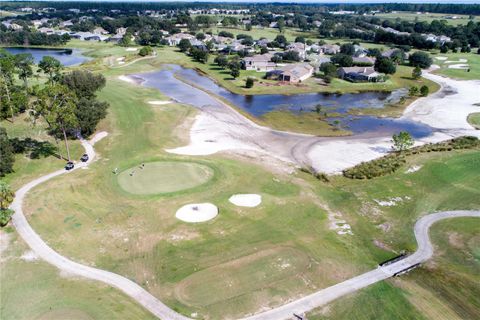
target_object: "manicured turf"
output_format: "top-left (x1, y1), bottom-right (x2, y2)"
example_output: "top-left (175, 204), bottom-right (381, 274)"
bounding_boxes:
top-left (467, 112), bottom-right (480, 129)
top-left (117, 161), bottom-right (214, 195)
top-left (3, 38), bottom-right (479, 319)
top-left (308, 217), bottom-right (480, 320)
top-left (367, 12), bottom-right (479, 26)
top-left (433, 52), bottom-right (480, 80)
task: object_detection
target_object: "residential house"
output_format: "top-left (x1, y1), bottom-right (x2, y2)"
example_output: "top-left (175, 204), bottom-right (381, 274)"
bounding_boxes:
top-left (60, 20), bottom-right (74, 28)
top-left (93, 27), bottom-right (109, 35)
top-left (266, 63), bottom-right (314, 83)
top-left (319, 44), bottom-right (340, 55)
top-left (353, 45), bottom-right (368, 57)
top-left (286, 42), bottom-right (309, 60)
top-left (337, 67), bottom-right (384, 82)
top-left (241, 54), bottom-right (276, 72)
top-left (165, 33), bottom-right (195, 46)
top-left (38, 27), bottom-right (55, 34)
top-left (256, 38), bottom-right (271, 47)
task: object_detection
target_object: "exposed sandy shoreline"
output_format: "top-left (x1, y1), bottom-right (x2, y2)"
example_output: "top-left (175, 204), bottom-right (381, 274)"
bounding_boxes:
top-left (119, 71), bottom-right (480, 174)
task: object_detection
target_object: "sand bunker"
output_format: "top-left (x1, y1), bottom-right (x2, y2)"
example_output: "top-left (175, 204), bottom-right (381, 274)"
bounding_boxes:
top-left (448, 64), bottom-right (469, 69)
top-left (125, 47), bottom-right (137, 52)
top-left (176, 203), bottom-right (218, 223)
top-left (406, 165), bottom-right (422, 173)
top-left (148, 100), bottom-right (172, 105)
top-left (116, 57), bottom-right (125, 61)
top-left (118, 75), bottom-right (137, 84)
top-left (229, 194), bottom-right (262, 207)
top-left (435, 56), bottom-right (447, 60)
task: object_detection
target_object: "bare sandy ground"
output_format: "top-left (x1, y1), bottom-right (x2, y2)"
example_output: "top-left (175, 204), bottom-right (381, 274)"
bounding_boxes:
top-left (120, 69), bottom-right (480, 174)
top-left (148, 100), bottom-right (172, 105)
top-left (175, 203), bottom-right (218, 223)
top-left (229, 194), bottom-right (262, 207)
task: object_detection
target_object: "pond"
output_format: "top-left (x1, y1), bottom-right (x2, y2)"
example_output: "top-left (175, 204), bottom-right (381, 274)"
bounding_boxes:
top-left (134, 64), bottom-right (433, 138)
top-left (4, 47), bottom-right (90, 66)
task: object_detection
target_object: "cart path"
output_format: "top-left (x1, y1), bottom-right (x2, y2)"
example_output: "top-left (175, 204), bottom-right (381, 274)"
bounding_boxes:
top-left (9, 132), bottom-right (480, 320)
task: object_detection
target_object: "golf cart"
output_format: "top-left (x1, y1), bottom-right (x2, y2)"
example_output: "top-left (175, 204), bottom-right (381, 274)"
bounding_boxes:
top-left (65, 161), bottom-right (75, 171)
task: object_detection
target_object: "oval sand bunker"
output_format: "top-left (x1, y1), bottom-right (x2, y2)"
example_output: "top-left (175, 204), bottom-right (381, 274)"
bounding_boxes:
top-left (176, 203), bottom-right (218, 222)
top-left (229, 194), bottom-right (262, 207)
top-left (117, 161), bottom-right (213, 195)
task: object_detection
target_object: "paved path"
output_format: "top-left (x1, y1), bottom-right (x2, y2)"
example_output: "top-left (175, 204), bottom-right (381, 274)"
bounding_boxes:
top-left (10, 133), bottom-right (479, 320)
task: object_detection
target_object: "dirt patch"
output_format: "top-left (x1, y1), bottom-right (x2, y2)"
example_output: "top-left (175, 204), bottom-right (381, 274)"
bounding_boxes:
top-left (447, 232), bottom-right (465, 249)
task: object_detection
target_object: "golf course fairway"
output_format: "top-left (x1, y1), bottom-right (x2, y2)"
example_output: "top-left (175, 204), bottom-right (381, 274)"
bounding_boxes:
top-left (117, 161), bottom-right (214, 195)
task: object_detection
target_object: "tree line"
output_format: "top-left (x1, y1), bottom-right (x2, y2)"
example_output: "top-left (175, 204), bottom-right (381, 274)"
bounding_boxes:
top-left (0, 49), bottom-right (108, 176)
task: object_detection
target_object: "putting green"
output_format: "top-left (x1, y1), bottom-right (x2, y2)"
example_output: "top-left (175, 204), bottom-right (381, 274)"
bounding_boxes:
top-left (117, 161), bottom-right (213, 195)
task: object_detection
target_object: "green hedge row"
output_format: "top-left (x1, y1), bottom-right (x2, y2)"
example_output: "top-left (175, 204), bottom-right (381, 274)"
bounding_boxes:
top-left (343, 136), bottom-right (480, 179)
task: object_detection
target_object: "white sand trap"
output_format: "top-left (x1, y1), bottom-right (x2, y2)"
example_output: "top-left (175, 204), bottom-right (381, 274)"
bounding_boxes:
top-left (125, 47), bottom-right (137, 52)
top-left (148, 100), bottom-right (172, 105)
top-left (406, 165), bottom-right (422, 173)
top-left (176, 203), bottom-right (218, 223)
top-left (118, 75), bottom-right (136, 84)
top-left (448, 64), bottom-right (469, 69)
top-left (435, 56), bottom-right (447, 60)
top-left (229, 194), bottom-right (262, 207)
top-left (118, 61), bottom-right (125, 65)
top-left (116, 57), bottom-right (125, 61)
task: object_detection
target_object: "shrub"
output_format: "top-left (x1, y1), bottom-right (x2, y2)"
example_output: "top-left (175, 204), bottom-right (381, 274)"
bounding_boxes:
top-left (344, 136), bottom-right (480, 179)
top-left (138, 46), bottom-right (153, 56)
top-left (245, 77), bottom-right (255, 88)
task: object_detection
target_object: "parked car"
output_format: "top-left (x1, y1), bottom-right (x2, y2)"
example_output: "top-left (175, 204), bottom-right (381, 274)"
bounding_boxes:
top-left (80, 153), bottom-right (89, 162)
top-left (65, 161), bottom-right (75, 171)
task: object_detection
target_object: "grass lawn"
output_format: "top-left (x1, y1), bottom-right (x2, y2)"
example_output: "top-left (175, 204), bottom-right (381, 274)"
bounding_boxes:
top-left (19, 76), bottom-right (373, 319)
top-left (468, 112), bottom-right (480, 129)
top-left (432, 51), bottom-right (480, 80)
top-left (16, 69), bottom-right (480, 319)
top-left (149, 46), bottom-right (438, 98)
top-left (117, 161), bottom-right (214, 195)
top-left (366, 12), bottom-right (479, 26)
top-left (2, 36), bottom-right (479, 319)
top-left (308, 217), bottom-right (480, 320)
top-left (1, 113), bottom-right (84, 190)
top-left (0, 228), bottom-right (156, 320)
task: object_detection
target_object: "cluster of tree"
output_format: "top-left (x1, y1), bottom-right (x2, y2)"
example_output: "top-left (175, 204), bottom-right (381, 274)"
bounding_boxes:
top-left (408, 85), bottom-right (429, 97)
top-left (3, 1), bottom-right (479, 15)
top-left (0, 181), bottom-right (15, 227)
top-left (214, 54), bottom-right (241, 79)
top-left (0, 50), bottom-right (108, 163)
top-left (0, 29), bottom-right (70, 46)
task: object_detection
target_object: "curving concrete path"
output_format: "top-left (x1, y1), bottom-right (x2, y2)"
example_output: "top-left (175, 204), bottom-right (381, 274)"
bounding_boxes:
top-left (9, 133), bottom-right (480, 320)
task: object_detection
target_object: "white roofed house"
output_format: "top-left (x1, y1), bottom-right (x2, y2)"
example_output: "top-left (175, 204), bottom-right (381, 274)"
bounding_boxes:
top-left (337, 67), bottom-right (384, 83)
top-left (286, 42), bottom-right (309, 60)
top-left (93, 27), bottom-right (109, 35)
top-left (241, 54), bottom-right (276, 72)
top-left (38, 27), bottom-right (55, 35)
top-left (165, 33), bottom-right (195, 46)
top-left (319, 44), bottom-right (340, 55)
top-left (353, 45), bottom-right (368, 57)
top-left (60, 20), bottom-right (74, 28)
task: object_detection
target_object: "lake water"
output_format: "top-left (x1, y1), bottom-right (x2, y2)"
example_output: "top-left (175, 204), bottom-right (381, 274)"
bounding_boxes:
top-left (4, 47), bottom-right (90, 66)
top-left (135, 64), bottom-right (433, 138)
